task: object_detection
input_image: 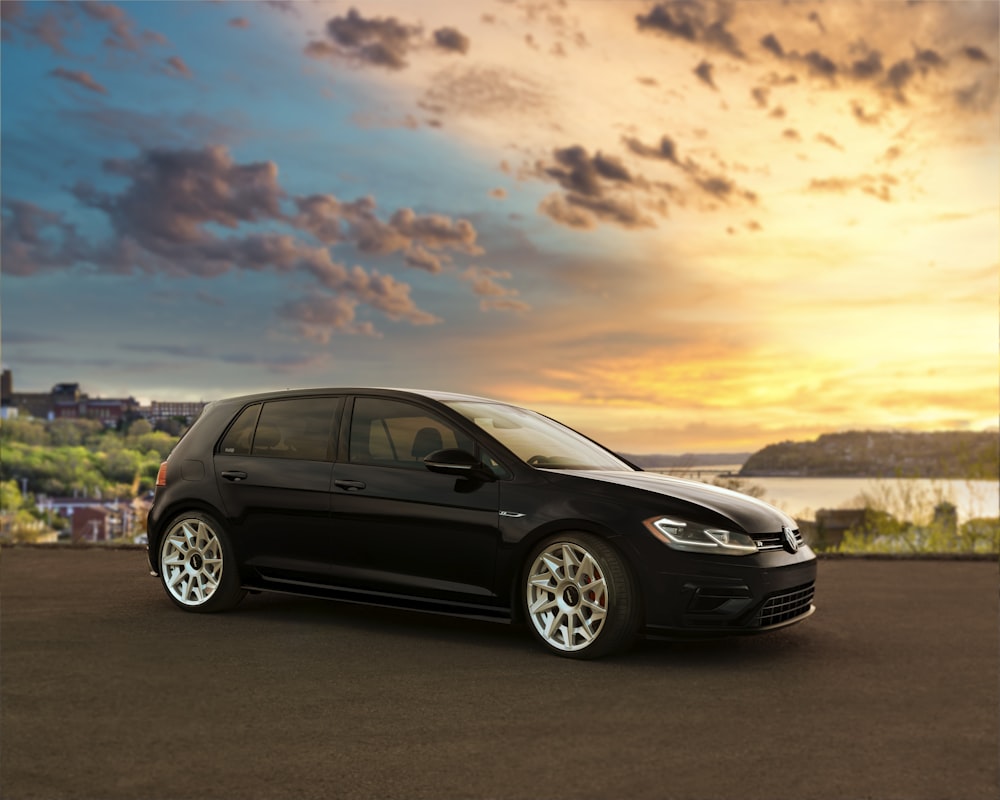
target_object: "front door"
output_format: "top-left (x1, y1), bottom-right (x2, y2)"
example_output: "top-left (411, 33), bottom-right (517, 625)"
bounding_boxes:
top-left (328, 395), bottom-right (501, 600)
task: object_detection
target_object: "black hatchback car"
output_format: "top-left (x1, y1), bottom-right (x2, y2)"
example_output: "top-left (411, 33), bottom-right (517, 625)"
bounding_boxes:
top-left (147, 388), bottom-right (816, 658)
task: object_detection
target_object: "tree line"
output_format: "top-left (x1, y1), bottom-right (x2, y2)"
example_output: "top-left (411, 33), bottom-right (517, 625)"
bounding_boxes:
top-left (740, 430), bottom-right (998, 479)
top-left (1, 417), bottom-right (178, 501)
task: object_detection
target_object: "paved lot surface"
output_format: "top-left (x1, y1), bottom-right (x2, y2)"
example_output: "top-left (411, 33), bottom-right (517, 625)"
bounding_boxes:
top-left (2, 547), bottom-right (997, 800)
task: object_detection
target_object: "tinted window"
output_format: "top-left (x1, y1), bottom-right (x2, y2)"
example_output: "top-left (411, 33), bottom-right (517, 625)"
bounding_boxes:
top-left (218, 403), bottom-right (261, 456)
top-left (349, 397), bottom-right (474, 469)
top-left (446, 399), bottom-right (633, 471)
top-left (251, 397), bottom-right (338, 461)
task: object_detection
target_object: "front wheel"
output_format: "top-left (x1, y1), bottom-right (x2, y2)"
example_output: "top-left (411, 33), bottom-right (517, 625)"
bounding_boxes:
top-left (158, 512), bottom-right (246, 613)
top-left (523, 532), bottom-right (640, 659)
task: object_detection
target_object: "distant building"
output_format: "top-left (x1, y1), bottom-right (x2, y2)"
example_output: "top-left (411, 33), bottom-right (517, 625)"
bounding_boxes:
top-left (143, 400), bottom-right (207, 424)
top-left (813, 508), bottom-right (867, 550)
top-left (2, 369), bottom-right (205, 426)
top-left (53, 395), bottom-right (140, 425)
top-left (2, 369), bottom-right (53, 419)
top-left (44, 497), bottom-right (137, 542)
top-left (71, 506), bottom-right (111, 543)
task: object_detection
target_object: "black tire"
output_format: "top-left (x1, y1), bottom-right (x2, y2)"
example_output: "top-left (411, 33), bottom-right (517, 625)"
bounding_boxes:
top-left (157, 511), bottom-right (246, 613)
top-left (523, 532), bottom-right (640, 659)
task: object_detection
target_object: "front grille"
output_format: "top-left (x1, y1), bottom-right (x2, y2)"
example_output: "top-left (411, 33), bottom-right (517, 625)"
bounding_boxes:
top-left (753, 530), bottom-right (805, 552)
top-left (753, 582), bottom-right (815, 627)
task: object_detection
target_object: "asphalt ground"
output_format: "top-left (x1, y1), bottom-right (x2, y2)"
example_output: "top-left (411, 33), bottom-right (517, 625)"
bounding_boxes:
top-left (2, 547), bottom-right (997, 800)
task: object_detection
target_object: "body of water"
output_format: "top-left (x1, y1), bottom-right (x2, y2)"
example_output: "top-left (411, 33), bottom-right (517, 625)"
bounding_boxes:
top-left (654, 467), bottom-right (998, 522)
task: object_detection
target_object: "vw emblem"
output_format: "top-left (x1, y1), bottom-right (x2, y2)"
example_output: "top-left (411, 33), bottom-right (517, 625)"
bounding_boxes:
top-left (781, 526), bottom-right (799, 553)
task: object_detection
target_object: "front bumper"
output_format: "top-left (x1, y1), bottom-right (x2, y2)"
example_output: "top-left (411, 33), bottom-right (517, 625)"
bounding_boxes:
top-left (640, 548), bottom-right (818, 637)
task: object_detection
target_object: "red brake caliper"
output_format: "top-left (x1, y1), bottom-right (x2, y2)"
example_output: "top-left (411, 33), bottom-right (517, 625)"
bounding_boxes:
top-left (586, 568), bottom-right (604, 606)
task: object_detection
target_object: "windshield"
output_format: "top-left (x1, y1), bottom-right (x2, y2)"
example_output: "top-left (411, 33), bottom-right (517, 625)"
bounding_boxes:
top-left (445, 400), bottom-right (634, 471)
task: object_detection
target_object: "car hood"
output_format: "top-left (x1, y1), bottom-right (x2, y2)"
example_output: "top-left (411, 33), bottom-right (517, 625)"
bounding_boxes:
top-left (549, 469), bottom-right (797, 534)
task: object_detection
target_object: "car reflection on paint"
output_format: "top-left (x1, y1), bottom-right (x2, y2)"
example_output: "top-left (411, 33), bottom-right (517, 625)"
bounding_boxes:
top-left (147, 387), bottom-right (816, 659)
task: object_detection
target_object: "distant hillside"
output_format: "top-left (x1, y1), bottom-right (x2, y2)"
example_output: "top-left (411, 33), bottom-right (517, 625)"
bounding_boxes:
top-left (624, 452), bottom-right (751, 469)
top-left (739, 431), bottom-right (998, 479)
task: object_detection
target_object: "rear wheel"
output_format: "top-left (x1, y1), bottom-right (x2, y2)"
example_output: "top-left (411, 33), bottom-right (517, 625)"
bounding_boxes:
top-left (523, 532), bottom-right (640, 659)
top-left (158, 512), bottom-right (245, 612)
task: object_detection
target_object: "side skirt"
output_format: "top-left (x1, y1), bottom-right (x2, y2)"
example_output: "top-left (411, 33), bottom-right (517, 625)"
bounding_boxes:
top-left (243, 575), bottom-right (514, 624)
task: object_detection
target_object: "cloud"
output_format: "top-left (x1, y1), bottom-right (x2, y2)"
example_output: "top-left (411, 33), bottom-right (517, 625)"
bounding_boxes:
top-left (543, 146), bottom-right (634, 198)
top-left (963, 46), bottom-right (990, 64)
top-left (76, 1), bottom-right (167, 52)
top-left (308, 7), bottom-right (421, 71)
top-left (83, 146), bottom-right (284, 246)
top-left (433, 26), bottom-right (470, 55)
top-left (165, 56), bottom-right (192, 78)
top-left (460, 266), bottom-right (530, 313)
top-left (49, 68), bottom-right (108, 94)
top-left (421, 65), bottom-right (550, 120)
top-left (693, 60), bottom-right (716, 89)
top-left (2, 2), bottom-right (72, 54)
top-left (292, 194), bottom-right (484, 272)
top-left (620, 133), bottom-right (756, 206)
top-left (623, 135), bottom-right (679, 163)
top-left (0, 200), bottom-right (88, 276)
top-left (532, 144), bottom-right (659, 230)
top-left (757, 20), bottom-right (989, 112)
top-left (278, 295), bottom-right (379, 343)
top-left (954, 76), bottom-right (999, 113)
top-left (636, 1), bottom-right (744, 59)
top-left (6, 145), bottom-right (511, 338)
top-left (536, 194), bottom-right (597, 230)
top-left (807, 173), bottom-right (899, 203)
top-left (850, 100), bottom-right (885, 126)
top-left (815, 133), bottom-right (843, 151)
top-left (851, 51), bottom-right (883, 80)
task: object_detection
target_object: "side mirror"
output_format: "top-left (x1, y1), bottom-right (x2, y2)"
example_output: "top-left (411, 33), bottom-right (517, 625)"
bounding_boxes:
top-left (423, 449), bottom-right (496, 482)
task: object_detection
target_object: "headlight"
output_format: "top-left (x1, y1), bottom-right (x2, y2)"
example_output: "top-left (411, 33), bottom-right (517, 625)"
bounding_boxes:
top-left (644, 516), bottom-right (758, 556)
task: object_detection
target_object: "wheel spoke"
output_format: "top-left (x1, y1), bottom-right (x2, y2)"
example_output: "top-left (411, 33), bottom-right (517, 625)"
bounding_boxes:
top-left (529, 595), bottom-right (559, 614)
top-left (561, 544), bottom-right (581, 574)
top-left (564, 611), bottom-right (577, 644)
top-left (544, 610), bottom-right (564, 641)
top-left (540, 554), bottom-right (563, 579)
top-left (572, 611), bottom-right (596, 642)
top-left (581, 596), bottom-right (607, 617)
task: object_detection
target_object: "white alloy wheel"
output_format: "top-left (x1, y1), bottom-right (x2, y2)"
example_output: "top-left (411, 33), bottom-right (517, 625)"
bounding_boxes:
top-left (159, 515), bottom-right (227, 608)
top-left (526, 540), bottom-right (608, 652)
top-left (524, 533), bottom-right (639, 659)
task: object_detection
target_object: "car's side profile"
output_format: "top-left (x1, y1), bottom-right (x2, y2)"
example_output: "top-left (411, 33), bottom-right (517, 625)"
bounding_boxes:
top-left (147, 388), bottom-right (816, 658)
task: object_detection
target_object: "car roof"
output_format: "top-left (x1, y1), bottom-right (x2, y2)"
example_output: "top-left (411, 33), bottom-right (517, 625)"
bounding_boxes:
top-left (206, 387), bottom-right (512, 407)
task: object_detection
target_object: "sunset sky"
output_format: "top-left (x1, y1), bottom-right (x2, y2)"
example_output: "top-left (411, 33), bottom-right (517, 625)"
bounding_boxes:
top-left (2, 0), bottom-right (997, 453)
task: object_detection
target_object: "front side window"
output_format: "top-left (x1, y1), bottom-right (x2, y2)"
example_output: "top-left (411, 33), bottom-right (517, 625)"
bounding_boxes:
top-left (349, 397), bottom-right (474, 469)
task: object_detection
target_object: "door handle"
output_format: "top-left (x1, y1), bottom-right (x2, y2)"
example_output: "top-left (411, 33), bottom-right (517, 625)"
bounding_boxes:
top-left (334, 479), bottom-right (366, 491)
top-left (221, 470), bottom-right (248, 482)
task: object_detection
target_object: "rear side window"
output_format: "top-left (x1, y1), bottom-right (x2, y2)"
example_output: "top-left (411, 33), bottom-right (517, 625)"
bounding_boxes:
top-left (217, 398), bottom-right (339, 461)
top-left (252, 398), bottom-right (338, 461)
top-left (218, 404), bottom-right (261, 456)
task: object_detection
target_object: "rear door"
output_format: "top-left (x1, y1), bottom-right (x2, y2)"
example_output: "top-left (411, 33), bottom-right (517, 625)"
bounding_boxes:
top-left (327, 395), bottom-right (501, 600)
top-left (213, 395), bottom-right (342, 576)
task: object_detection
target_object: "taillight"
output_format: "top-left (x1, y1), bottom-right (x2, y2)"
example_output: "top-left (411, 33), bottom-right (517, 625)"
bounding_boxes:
top-left (156, 462), bottom-right (168, 487)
